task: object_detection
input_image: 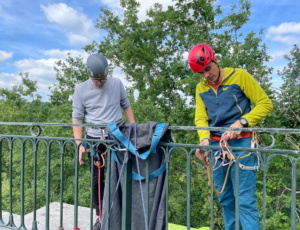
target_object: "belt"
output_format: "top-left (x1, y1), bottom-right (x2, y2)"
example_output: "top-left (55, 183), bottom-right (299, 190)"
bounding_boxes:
top-left (210, 132), bottom-right (252, 142)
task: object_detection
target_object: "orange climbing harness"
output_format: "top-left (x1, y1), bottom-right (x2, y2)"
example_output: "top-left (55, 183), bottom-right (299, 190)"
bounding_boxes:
top-left (199, 132), bottom-right (260, 194)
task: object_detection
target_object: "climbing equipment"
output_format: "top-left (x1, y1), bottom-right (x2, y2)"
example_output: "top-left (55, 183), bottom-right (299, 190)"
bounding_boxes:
top-left (103, 123), bottom-right (134, 230)
top-left (83, 128), bottom-right (108, 224)
top-left (108, 122), bottom-right (168, 180)
top-left (188, 43), bottom-right (215, 73)
top-left (104, 122), bottom-right (171, 230)
top-left (86, 53), bottom-right (109, 79)
top-left (198, 132), bottom-right (261, 194)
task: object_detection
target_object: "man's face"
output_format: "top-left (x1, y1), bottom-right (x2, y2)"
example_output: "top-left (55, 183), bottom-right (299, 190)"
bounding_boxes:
top-left (90, 77), bottom-right (107, 87)
top-left (198, 60), bottom-right (220, 84)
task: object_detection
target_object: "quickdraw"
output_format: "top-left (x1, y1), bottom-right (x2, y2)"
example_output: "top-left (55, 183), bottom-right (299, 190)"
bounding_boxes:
top-left (199, 132), bottom-right (261, 194)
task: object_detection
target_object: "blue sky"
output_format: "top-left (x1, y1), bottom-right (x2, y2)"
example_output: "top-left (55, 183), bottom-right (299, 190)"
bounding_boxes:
top-left (0, 0), bottom-right (299, 101)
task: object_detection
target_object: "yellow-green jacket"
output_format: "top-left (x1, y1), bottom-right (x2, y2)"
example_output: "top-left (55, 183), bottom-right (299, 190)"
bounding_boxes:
top-left (195, 68), bottom-right (273, 143)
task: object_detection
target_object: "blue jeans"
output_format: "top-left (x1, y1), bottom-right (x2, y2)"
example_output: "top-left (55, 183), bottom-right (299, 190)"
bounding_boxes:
top-left (210, 137), bottom-right (260, 230)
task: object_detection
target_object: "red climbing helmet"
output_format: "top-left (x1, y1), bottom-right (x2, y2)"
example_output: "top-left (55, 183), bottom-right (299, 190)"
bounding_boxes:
top-left (188, 43), bottom-right (215, 73)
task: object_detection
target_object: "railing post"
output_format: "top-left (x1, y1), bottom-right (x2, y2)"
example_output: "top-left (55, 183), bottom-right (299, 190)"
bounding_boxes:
top-left (31, 141), bottom-right (38, 230)
top-left (74, 142), bottom-right (80, 229)
top-left (187, 153), bottom-right (191, 230)
top-left (291, 162), bottom-right (297, 230)
top-left (46, 142), bottom-right (51, 230)
top-left (145, 156), bottom-right (150, 230)
top-left (60, 141), bottom-right (65, 230)
top-left (210, 152), bottom-right (214, 230)
top-left (122, 151), bottom-right (132, 230)
top-left (106, 147), bottom-right (111, 230)
top-left (262, 152), bottom-right (267, 230)
top-left (235, 157), bottom-right (240, 230)
top-left (165, 148), bottom-right (170, 230)
top-left (20, 140), bottom-right (26, 228)
top-left (9, 139), bottom-right (15, 227)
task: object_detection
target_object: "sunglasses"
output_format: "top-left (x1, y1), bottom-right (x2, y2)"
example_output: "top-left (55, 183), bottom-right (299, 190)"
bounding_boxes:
top-left (92, 78), bottom-right (107, 82)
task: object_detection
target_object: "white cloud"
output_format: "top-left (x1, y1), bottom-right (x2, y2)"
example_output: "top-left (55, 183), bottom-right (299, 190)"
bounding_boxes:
top-left (39, 49), bottom-right (89, 61)
top-left (267, 22), bottom-right (300, 35)
top-left (40, 3), bottom-right (99, 45)
top-left (268, 35), bottom-right (300, 45)
top-left (269, 49), bottom-right (290, 63)
top-left (0, 50), bottom-right (13, 63)
top-left (0, 73), bottom-right (18, 89)
top-left (267, 22), bottom-right (300, 45)
top-left (13, 58), bottom-right (60, 94)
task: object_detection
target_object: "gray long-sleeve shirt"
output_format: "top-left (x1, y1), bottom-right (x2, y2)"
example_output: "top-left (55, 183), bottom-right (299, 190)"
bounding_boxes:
top-left (72, 77), bottom-right (131, 137)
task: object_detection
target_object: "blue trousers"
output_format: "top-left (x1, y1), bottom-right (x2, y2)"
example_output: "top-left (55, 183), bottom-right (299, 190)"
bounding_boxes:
top-left (210, 137), bottom-right (260, 230)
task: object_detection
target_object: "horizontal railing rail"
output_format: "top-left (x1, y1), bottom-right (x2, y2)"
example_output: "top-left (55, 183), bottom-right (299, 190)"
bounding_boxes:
top-left (0, 122), bottom-right (299, 230)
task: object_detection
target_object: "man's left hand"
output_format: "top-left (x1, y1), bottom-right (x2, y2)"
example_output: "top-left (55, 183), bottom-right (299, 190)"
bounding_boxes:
top-left (224, 120), bottom-right (243, 140)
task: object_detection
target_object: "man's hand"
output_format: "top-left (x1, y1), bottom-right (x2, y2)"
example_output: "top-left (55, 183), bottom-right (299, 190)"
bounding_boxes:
top-left (79, 145), bottom-right (86, 165)
top-left (195, 139), bottom-right (210, 162)
top-left (224, 120), bottom-right (243, 140)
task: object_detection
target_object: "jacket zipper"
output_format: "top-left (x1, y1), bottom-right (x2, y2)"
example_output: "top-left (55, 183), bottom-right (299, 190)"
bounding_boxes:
top-left (233, 95), bottom-right (243, 115)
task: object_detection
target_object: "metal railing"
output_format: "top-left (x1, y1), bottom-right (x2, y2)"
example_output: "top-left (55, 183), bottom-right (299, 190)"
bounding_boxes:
top-left (0, 122), bottom-right (300, 230)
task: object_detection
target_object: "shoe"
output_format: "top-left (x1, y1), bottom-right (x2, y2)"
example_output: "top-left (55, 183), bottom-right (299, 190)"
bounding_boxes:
top-left (93, 217), bottom-right (101, 230)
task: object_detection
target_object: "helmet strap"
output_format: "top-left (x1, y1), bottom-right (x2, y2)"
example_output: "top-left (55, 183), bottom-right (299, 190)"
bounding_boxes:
top-left (212, 60), bottom-right (221, 82)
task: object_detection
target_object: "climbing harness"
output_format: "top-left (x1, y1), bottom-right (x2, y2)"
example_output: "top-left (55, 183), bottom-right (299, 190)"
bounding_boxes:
top-left (199, 132), bottom-right (261, 194)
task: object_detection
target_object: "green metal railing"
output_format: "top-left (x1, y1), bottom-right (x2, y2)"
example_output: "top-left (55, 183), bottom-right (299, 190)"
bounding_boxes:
top-left (0, 122), bottom-right (300, 230)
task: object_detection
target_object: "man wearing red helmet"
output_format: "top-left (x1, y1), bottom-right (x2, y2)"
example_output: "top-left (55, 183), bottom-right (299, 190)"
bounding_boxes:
top-left (188, 43), bottom-right (273, 229)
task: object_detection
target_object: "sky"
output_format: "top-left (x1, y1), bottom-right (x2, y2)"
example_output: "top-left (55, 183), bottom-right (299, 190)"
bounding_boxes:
top-left (0, 0), bottom-right (299, 101)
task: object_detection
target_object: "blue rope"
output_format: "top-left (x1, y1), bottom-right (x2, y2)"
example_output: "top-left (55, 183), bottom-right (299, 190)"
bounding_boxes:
top-left (134, 123), bottom-right (149, 230)
top-left (104, 123), bottom-right (133, 230)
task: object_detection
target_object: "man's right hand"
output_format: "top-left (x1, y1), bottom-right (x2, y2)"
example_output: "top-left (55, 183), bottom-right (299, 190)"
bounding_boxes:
top-left (195, 139), bottom-right (210, 162)
top-left (79, 145), bottom-right (86, 165)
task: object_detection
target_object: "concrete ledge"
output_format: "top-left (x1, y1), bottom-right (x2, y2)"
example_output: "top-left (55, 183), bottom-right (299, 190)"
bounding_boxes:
top-left (0, 202), bottom-right (98, 230)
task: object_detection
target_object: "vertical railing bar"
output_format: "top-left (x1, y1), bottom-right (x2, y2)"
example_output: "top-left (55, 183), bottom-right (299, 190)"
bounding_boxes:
top-left (106, 148), bottom-right (111, 230)
top-left (90, 142), bottom-right (94, 230)
top-left (122, 151), bottom-right (132, 230)
top-left (235, 157), bottom-right (240, 230)
top-left (20, 140), bottom-right (26, 229)
top-left (74, 143), bottom-right (80, 229)
top-left (45, 142), bottom-right (51, 230)
top-left (187, 152), bottom-right (191, 230)
top-left (9, 139), bottom-right (15, 227)
top-left (146, 156), bottom-right (150, 229)
top-left (32, 140), bottom-right (38, 230)
top-left (291, 161), bottom-right (297, 230)
top-left (165, 148), bottom-right (170, 230)
top-left (60, 141), bottom-right (65, 230)
top-left (210, 151), bottom-right (214, 230)
top-left (263, 152), bottom-right (267, 230)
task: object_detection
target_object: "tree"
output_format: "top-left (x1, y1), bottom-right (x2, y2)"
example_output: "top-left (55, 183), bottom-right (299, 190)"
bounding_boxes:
top-left (83, 0), bottom-right (275, 228)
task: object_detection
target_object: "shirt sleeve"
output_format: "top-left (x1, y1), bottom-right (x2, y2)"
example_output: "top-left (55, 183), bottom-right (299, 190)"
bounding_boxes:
top-left (240, 70), bottom-right (273, 127)
top-left (119, 80), bottom-right (131, 110)
top-left (72, 87), bottom-right (85, 121)
top-left (195, 84), bottom-right (210, 143)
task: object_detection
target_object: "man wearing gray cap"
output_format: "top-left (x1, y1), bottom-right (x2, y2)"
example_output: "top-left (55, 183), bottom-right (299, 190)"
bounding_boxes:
top-left (72, 53), bottom-right (135, 230)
